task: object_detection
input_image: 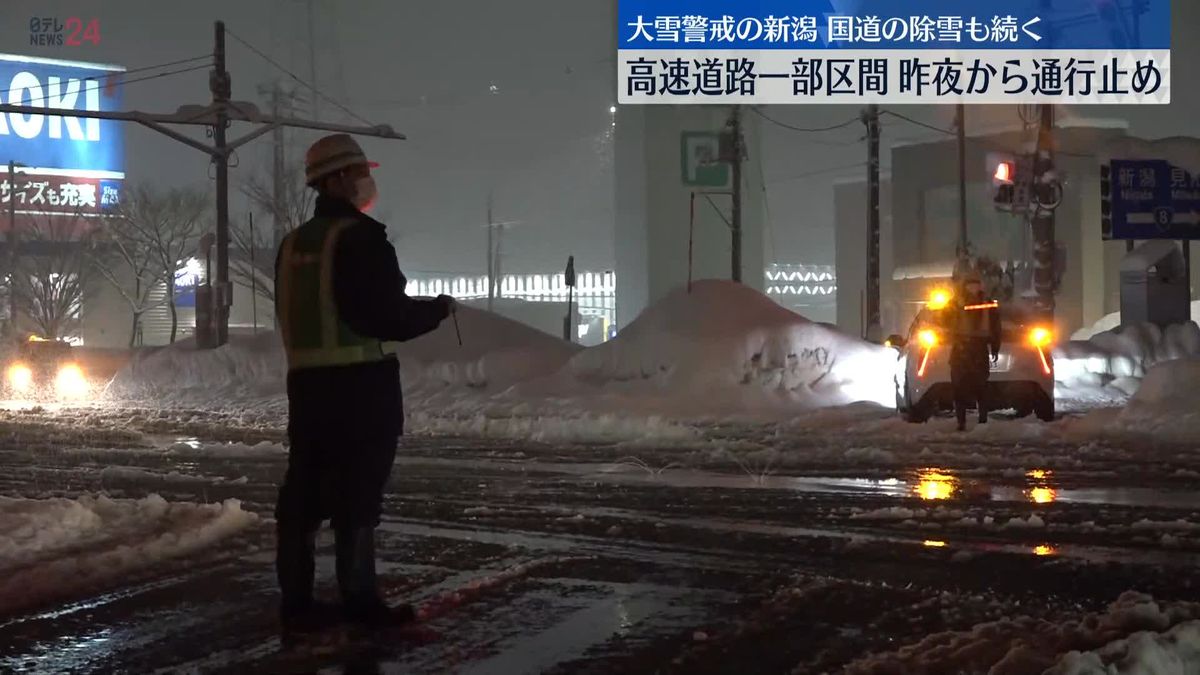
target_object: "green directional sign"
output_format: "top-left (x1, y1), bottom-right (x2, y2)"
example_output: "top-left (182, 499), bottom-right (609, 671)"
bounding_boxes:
top-left (680, 132), bottom-right (729, 187)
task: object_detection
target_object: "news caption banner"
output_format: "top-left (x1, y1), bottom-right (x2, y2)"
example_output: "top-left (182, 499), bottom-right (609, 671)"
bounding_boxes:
top-left (617, 0), bottom-right (1171, 105)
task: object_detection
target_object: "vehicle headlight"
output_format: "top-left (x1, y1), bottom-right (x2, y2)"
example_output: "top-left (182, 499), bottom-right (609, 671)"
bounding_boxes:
top-left (6, 363), bottom-right (32, 393)
top-left (55, 363), bottom-right (88, 399)
top-left (918, 329), bottom-right (938, 349)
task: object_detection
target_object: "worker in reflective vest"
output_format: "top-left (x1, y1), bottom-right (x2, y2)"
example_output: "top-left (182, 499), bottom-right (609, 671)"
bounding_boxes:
top-left (949, 274), bottom-right (1002, 432)
top-left (274, 133), bottom-right (454, 640)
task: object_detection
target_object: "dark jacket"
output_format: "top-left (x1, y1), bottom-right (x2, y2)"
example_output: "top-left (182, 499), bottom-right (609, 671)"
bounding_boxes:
top-left (277, 195), bottom-right (448, 437)
top-left (949, 297), bottom-right (1002, 384)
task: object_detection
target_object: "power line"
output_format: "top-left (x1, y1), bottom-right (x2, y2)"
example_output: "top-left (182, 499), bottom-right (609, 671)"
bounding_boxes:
top-left (3, 62), bottom-right (212, 108)
top-left (117, 54), bottom-right (212, 78)
top-left (751, 107), bottom-right (860, 134)
top-left (225, 27), bottom-right (373, 127)
top-left (881, 110), bottom-right (954, 136)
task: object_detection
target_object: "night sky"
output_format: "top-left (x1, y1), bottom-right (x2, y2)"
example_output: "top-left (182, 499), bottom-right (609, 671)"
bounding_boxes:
top-left (0, 0), bottom-right (1196, 276)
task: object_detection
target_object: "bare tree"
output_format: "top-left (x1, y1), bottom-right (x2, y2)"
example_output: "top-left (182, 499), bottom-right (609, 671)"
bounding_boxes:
top-left (89, 212), bottom-right (169, 347)
top-left (234, 167), bottom-right (312, 305)
top-left (11, 213), bottom-right (97, 341)
top-left (107, 184), bottom-right (210, 343)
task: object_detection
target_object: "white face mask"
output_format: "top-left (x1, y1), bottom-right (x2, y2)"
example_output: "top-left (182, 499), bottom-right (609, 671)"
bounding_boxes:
top-left (352, 175), bottom-right (378, 212)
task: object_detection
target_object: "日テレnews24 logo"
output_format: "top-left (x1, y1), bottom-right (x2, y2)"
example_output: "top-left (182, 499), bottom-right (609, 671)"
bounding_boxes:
top-left (29, 17), bottom-right (101, 47)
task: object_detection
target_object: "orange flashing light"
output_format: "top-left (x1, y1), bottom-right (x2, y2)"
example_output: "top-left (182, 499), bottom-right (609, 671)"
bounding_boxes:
top-left (917, 347), bottom-right (933, 378)
top-left (963, 301), bottom-right (999, 311)
top-left (1036, 346), bottom-right (1052, 375)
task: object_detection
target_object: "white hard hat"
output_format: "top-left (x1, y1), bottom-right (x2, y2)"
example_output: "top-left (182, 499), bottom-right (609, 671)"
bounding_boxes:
top-left (304, 133), bottom-right (379, 186)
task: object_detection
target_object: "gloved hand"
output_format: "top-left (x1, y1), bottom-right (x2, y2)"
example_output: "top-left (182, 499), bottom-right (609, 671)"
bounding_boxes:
top-left (436, 294), bottom-right (458, 315)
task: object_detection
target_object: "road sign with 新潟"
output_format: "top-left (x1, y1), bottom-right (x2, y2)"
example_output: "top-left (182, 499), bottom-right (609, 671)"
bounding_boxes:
top-left (680, 132), bottom-right (729, 186)
top-left (1102, 159), bottom-right (1200, 240)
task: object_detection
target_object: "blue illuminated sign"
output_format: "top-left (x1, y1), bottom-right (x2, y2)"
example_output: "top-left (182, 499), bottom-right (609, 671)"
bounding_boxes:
top-left (0, 54), bottom-right (124, 174)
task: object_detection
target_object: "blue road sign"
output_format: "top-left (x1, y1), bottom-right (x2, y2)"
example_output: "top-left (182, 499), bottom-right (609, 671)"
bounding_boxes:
top-left (1104, 160), bottom-right (1200, 240)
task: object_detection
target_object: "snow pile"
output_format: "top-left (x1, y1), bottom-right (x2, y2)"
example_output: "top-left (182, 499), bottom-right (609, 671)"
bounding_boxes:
top-left (1049, 620), bottom-right (1200, 674)
top-left (104, 283), bottom-right (893, 432)
top-left (1072, 301), bottom-right (1200, 340)
top-left (1054, 322), bottom-right (1200, 404)
top-left (398, 304), bottom-right (581, 396)
top-left (1088, 359), bottom-right (1200, 440)
top-left (519, 281), bottom-right (895, 420)
top-left (106, 332), bottom-right (285, 405)
top-left (0, 493), bottom-right (258, 616)
top-left (847, 592), bottom-right (1200, 675)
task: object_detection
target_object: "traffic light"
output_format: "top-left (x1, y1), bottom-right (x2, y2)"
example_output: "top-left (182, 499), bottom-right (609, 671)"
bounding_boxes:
top-left (990, 153), bottom-right (1033, 213)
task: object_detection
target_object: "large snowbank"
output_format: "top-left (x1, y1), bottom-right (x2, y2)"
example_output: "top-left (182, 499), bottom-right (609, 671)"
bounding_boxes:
top-left (0, 493), bottom-right (257, 616)
top-left (106, 282), bottom-right (894, 432)
top-left (106, 332), bottom-right (285, 405)
top-left (514, 281), bottom-right (895, 419)
top-left (1081, 359), bottom-right (1200, 441)
top-left (107, 306), bottom-right (578, 405)
top-left (398, 304), bottom-right (580, 395)
top-left (1054, 322), bottom-right (1200, 405)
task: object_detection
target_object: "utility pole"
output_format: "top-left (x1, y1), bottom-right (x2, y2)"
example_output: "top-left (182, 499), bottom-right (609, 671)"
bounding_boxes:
top-left (212, 21), bottom-right (232, 345)
top-left (0, 21), bottom-right (405, 347)
top-left (729, 106), bottom-right (743, 283)
top-left (1031, 103), bottom-right (1057, 318)
top-left (863, 104), bottom-right (881, 342)
top-left (6, 161), bottom-right (18, 337)
top-left (956, 103), bottom-right (969, 264)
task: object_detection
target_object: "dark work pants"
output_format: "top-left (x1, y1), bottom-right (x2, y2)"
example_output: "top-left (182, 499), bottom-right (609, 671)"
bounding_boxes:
top-left (275, 406), bottom-right (399, 614)
top-left (951, 339), bottom-right (991, 430)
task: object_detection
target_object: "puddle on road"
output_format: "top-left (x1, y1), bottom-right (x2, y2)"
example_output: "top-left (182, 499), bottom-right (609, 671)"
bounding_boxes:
top-left (394, 456), bottom-right (1200, 510)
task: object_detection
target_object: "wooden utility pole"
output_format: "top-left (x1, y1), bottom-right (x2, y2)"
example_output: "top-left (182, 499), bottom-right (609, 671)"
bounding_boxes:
top-left (1031, 103), bottom-right (1057, 318)
top-left (6, 161), bottom-right (18, 337)
top-left (956, 104), bottom-right (968, 263)
top-left (729, 106), bottom-right (743, 283)
top-left (212, 21), bottom-right (232, 345)
top-left (863, 104), bottom-right (881, 342)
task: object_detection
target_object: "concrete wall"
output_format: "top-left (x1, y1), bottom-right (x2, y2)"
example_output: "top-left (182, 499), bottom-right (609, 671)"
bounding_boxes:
top-left (614, 106), bottom-right (765, 327)
top-left (834, 178), bottom-right (892, 338)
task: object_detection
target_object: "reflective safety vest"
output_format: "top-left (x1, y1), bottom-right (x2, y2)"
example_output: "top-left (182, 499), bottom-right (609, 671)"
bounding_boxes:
top-left (953, 301), bottom-right (999, 340)
top-left (277, 216), bottom-right (393, 370)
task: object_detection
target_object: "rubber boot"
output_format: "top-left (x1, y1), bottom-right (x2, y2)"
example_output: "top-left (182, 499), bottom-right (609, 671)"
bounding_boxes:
top-left (277, 526), bottom-right (335, 640)
top-left (335, 526), bottom-right (416, 628)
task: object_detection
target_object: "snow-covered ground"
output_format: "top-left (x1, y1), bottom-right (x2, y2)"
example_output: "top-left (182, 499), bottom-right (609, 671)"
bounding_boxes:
top-left (0, 493), bottom-right (258, 616)
top-left (848, 592), bottom-right (1200, 674)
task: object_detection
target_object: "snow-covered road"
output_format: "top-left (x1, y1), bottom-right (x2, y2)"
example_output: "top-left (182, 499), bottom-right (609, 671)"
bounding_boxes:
top-left (1, 405), bottom-right (1200, 673)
